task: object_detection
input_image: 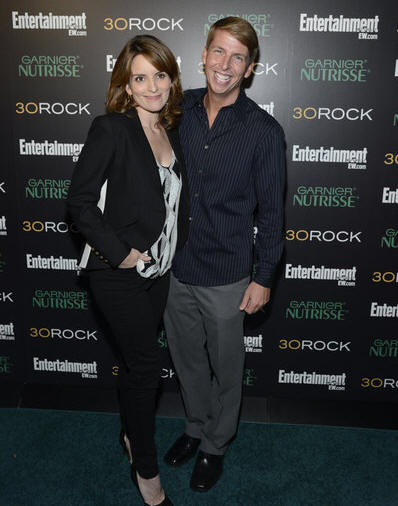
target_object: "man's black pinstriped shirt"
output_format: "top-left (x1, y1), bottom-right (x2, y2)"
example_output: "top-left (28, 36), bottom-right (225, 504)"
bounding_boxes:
top-left (172, 87), bottom-right (286, 287)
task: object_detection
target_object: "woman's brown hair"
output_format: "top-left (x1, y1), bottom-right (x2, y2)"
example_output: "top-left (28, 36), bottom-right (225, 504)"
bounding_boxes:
top-left (106, 35), bottom-right (182, 129)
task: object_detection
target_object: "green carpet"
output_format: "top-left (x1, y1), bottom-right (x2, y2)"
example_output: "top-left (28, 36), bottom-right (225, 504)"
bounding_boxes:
top-left (1, 408), bottom-right (397, 506)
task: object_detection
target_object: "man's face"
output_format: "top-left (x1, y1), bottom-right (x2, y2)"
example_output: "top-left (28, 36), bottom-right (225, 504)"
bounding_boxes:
top-left (202, 29), bottom-right (253, 102)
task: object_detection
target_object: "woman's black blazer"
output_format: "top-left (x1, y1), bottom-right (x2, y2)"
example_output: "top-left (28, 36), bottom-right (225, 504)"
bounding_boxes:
top-left (67, 109), bottom-right (190, 270)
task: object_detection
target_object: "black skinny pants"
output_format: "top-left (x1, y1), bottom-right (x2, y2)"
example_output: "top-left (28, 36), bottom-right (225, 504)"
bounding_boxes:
top-left (89, 268), bottom-right (170, 478)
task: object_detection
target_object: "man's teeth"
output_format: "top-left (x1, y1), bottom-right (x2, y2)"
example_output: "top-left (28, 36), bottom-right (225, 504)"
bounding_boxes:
top-left (215, 72), bottom-right (230, 81)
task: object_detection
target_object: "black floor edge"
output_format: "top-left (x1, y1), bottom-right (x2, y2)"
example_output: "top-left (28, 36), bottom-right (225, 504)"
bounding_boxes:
top-left (1, 382), bottom-right (397, 430)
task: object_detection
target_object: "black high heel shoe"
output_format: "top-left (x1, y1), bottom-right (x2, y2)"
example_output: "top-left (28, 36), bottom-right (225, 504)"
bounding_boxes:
top-left (130, 465), bottom-right (173, 506)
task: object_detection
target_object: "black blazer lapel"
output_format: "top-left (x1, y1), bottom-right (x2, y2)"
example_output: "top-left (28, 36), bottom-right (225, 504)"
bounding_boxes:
top-left (127, 111), bottom-right (164, 199)
top-left (167, 127), bottom-right (184, 175)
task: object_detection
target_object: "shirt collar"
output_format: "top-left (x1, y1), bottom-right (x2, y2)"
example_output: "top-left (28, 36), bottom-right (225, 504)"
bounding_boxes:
top-left (184, 87), bottom-right (248, 123)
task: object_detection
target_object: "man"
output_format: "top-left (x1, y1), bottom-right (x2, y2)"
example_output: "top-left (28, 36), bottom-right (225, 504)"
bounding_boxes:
top-left (163, 17), bottom-right (286, 491)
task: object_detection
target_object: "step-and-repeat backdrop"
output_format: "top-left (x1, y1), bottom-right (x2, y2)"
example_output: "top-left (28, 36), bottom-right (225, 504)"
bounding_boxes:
top-left (1, 0), bottom-right (397, 404)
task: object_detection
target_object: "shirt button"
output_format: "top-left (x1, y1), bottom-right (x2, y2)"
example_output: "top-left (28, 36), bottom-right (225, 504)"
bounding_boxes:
top-left (204, 145), bottom-right (209, 149)
top-left (194, 193), bottom-right (199, 198)
top-left (198, 169), bottom-right (203, 174)
top-left (189, 217), bottom-right (193, 221)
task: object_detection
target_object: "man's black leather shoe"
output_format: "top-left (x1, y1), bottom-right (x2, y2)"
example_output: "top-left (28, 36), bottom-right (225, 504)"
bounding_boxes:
top-left (164, 433), bottom-right (200, 467)
top-left (190, 451), bottom-right (223, 492)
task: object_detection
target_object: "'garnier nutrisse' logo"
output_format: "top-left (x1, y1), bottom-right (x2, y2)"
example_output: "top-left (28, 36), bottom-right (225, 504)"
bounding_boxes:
top-left (12, 11), bottom-right (87, 36)
top-left (25, 179), bottom-right (70, 199)
top-left (300, 59), bottom-right (370, 82)
top-left (285, 300), bottom-right (347, 320)
top-left (243, 368), bottom-right (257, 386)
top-left (369, 339), bottom-right (398, 358)
top-left (0, 356), bottom-right (13, 373)
top-left (381, 228), bottom-right (398, 248)
top-left (18, 56), bottom-right (83, 77)
top-left (292, 145), bottom-right (367, 169)
top-left (299, 13), bottom-right (379, 40)
top-left (204, 14), bottom-right (272, 37)
top-left (292, 186), bottom-right (359, 207)
top-left (32, 290), bottom-right (88, 310)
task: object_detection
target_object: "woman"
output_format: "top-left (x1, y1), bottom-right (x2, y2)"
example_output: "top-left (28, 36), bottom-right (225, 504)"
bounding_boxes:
top-left (67, 35), bottom-right (189, 506)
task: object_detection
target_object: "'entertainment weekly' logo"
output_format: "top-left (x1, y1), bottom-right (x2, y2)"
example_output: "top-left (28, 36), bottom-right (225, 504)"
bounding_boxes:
top-left (382, 187), bottom-right (398, 204)
top-left (16, 102), bottom-right (90, 116)
top-left (244, 334), bottom-right (263, 353)
top-left (18, 56), bottom-right (83, 78)
top-left (285, 264), bottom-right (357, 286)
top-left (25, 179), bottom-right (70, 200)
top-left (279, 338), bottom-right (351, 352)
top-left (12, 11), bottom-right (87, 36)
top-left (381, 228), bottom-right (398, 248)
top-left (292, 144), bottom-right (367, 169)
top-left (19, 139), bottom-right (83, 161)
top-left (26, 254), bottom-right (79, 271)
top-left (299, 13), bottom-right (379, 39)
top-left (278, 369), bottom-right (346, 390)
top-left (286, 229), bottom-right (362, 243)
top-left (0, 216), bottom-right (7, 236)
top-left (33, 357), bottom-right (97, 378)
top-left (0, 356), bottom-right (13, 374)
top-left (30, 327), bottom-right (98, 341)
top-left (285, 300), bottom-right (347, 320)
top-left (204, 14), bottom-right (272, 37)
top-left (106, 54), bottom-right (182, 73)
top-left (292, 186), bottom-right (359, 208)
top-left (292, 106), bottom-right (373, 121)
top-left (0, 252), bottom-right (5, 273)
top-left (104, 17), bottom-right (183, 31)
top-left (0, 323), bottom-right (15, 341)
top-left (300, 58), bottom-right (370, 82)
top-left (370, 302), bottom-right (398, 318)
top-left (369, 339), bottom-right (398, 358)
top-left (32, 290), bottom-right (88, 310)
top-left (258, 102), bottom-right (275, 116)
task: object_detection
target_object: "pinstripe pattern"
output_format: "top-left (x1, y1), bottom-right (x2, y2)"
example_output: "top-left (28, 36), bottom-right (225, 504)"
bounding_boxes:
top-left (172, 88), bottom-right (286, 287)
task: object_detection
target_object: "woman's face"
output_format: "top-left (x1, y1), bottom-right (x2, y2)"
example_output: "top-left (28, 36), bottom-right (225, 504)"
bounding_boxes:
top-left (125, 54), bottom-right (172, 114)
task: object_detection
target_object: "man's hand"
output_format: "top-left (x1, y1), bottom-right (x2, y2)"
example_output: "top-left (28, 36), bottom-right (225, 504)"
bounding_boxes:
top-left (118, 248), bottom-right (151, 269)
top-left (239, 281), bottom-right (270, 314)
